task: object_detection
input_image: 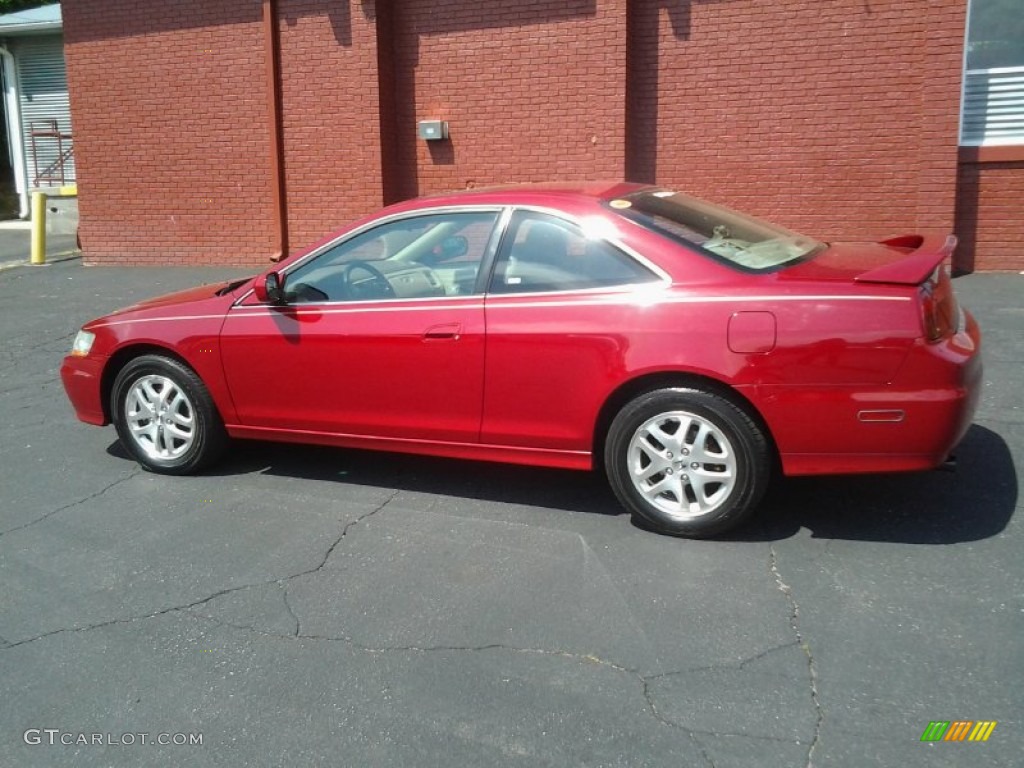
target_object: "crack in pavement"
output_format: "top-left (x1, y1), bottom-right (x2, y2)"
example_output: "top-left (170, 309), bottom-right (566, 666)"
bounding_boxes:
top-left (183, 609), bottom-right (720, 767)
top-left (770, 545), bottom-right (823, 768)
top-left (5, 332), bottom-right (76, 362)
top-left (636, 640), bottom-right (814, 759)
top-left (8, 573), bottom-right (719, 768)
top-left (303, 489), bottom-right (400, 576)
top-left (644, 640), bottom-right (801, 682)
top-left (3, 335), bottom-right (76, 372)
top-left (636, 675), bottom-right (718, 766)
top-left (1, 379), bottom-right (61, 397)
top-left (280, 585), bottom-right (300, 638)
top-left (0, 470), bottom-right (143, 539)
top-left (1, 489), bottom-right (400, 650)
top-left (1, 490), bottom-right (803, 766)
top-left (199, 601), bottom-right (813, 766)
top-left (15, 331), bottom-right (76, 353)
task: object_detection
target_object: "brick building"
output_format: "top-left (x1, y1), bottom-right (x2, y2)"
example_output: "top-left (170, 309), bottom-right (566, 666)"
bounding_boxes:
top-left (60, 0), bottom-right (1023, 271)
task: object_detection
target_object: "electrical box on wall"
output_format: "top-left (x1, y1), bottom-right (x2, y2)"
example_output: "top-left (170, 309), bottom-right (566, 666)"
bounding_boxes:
top-left (418, 120), bottom-right (449, 141)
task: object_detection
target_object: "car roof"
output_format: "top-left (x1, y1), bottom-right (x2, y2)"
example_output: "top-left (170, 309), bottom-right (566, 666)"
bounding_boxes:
top-left (392, 181), bottom-right (655, 211)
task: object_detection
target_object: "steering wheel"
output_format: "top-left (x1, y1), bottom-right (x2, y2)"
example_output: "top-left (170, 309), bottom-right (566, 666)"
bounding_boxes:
top-left (342, 260), bottom-right (396, 300)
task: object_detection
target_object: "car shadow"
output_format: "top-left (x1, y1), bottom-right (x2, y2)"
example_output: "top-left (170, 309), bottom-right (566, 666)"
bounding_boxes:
top-left (161, 440), bottom-right (625, 518)
top-left (734, 424), bottom-right (1018, 544)
top-left (105, 424), bottom-right (1016, 543)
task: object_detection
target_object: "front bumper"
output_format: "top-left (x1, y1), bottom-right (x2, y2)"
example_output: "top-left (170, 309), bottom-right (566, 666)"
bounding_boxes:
top-left (60, 354), bottom-right (108, 426)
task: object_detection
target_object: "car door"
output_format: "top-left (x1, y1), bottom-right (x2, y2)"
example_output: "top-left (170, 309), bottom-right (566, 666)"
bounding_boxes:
top-left (482, 210), bottom-right (664, 453)
top-left (220, 209), bottom-right (501, 443)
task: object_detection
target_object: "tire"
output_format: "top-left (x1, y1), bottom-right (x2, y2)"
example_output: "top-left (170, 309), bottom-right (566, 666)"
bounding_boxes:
top-left (604, 387), bottom-right (770, 537)
top-left (111, 354), bottom-right (227, 475)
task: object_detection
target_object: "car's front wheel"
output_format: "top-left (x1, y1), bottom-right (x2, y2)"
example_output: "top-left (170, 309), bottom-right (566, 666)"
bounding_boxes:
top-left (605, 388), bottom-right (770, 537)
top-left (111, 354), bottom-right (227, 475)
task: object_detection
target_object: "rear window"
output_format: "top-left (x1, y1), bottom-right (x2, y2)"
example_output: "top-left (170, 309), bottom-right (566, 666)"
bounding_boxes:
top-left (609, 190), bottom-right (824, 271)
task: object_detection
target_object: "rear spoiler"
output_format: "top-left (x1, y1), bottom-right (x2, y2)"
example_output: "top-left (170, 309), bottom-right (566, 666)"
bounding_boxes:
top-left (854, 234), bottom-right (957, 286)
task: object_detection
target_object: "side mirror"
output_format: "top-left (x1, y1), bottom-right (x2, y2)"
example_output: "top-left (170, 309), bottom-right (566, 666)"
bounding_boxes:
top-left (253, 271), bottom-right (286, 305)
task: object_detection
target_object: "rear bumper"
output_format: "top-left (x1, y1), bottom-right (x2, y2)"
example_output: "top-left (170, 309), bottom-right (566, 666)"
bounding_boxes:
top-left (767, 310), bottom-right (982, 476)
top-left (60, 354), bottom-right (108, 426)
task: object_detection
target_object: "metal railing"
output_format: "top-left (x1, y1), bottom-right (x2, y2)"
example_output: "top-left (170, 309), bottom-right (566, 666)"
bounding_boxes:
top-left (29, 119), bottom-right (74, 187)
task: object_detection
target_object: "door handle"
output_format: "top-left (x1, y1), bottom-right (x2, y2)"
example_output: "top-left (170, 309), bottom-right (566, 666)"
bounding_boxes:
top-left (423, 323), bottom-right (461, 340)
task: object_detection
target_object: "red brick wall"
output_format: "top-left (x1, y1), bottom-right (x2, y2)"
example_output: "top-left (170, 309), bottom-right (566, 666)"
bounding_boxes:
top-left (276, 1), bottom-right (386, 251)
top-left (383, 0), bottom-right (625, 202)
top-left (62, 0), bottom-right (277, 266)
top-left (65, 0), bottom-right (1013, 268)
top-left (955, 161), bottom-right (1024, 272)
top-left (625, 0), bottom-right (966, 243)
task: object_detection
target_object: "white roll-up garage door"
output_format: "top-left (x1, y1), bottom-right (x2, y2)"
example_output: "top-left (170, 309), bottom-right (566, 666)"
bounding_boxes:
top-left (15, 34), bottom-right (74, 186)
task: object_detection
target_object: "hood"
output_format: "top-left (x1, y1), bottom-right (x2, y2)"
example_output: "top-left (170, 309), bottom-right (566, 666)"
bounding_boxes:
top-left (93, 277), bottom-right (254, 324)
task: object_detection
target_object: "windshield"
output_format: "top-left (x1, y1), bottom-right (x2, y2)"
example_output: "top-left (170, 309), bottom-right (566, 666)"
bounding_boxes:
top-left (610, 189), bottom-right (824, 271)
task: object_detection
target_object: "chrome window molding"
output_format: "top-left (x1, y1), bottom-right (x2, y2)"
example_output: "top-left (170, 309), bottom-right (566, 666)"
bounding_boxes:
top-left (235, 202), bottom-right (673, 308)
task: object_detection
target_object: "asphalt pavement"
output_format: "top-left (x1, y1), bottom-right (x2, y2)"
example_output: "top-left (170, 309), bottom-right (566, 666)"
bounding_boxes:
top-left (0, 256), bottom-right (1020, 767)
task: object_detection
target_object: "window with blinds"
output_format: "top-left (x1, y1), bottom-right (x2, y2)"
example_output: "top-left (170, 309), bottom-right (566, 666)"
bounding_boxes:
top-left (961, 0), bottom-right (1024, 146)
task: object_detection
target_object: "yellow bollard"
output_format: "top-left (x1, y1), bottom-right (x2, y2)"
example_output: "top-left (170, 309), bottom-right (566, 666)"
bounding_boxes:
top-left (30, 190), bottom-right (47, 265)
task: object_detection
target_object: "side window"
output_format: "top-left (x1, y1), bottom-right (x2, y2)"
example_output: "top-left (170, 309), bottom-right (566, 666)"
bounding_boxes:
top-left (284, 211), bottom-right (499, 303)
top-left (489, 212), bottom-right (658, 294)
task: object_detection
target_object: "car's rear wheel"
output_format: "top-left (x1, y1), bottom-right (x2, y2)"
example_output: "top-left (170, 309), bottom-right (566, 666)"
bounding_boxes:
top-left (111, 355), bottom-right (227, 475)
top-left (605, 388), bottom-right (770, 537)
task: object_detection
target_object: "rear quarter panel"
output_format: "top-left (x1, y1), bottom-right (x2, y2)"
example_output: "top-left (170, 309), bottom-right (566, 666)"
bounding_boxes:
top-left (482, 279), bottom-right (919, 455)
top-left (483, 213), bottom-right (926, 463)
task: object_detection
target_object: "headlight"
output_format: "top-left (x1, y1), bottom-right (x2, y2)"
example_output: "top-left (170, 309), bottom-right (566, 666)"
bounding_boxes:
top-left (71, 330), bottom-right (96, 357)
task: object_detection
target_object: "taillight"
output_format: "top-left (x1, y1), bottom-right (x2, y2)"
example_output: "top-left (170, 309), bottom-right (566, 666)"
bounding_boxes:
top-left (919, 266), bottom-right (959, 342)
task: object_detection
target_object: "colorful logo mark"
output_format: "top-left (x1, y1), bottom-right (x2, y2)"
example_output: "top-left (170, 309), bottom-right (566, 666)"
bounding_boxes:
top-left (921, 720), bottom-right (997, 742)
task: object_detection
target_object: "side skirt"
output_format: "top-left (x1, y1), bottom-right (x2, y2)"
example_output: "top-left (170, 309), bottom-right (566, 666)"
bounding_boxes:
top-left (225, 424), bottom-right (593, 471)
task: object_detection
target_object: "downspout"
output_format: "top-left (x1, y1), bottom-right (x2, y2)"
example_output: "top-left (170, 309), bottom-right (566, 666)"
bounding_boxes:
top-left (262, 0), bottom-right (287, 261)
top-left (0, 43), bottom-right (29, 219)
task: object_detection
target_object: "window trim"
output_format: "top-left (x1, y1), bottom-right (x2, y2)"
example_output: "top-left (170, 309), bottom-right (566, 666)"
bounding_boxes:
top-left (282, 205), bottom-right (505, 279)
top-left (606, 195), bottom-right (824, 275)
top-left (485, 208), bottom-right (667, 296)
top-left (236, 203), bottom-right (672, 308)
top-left (235, 205), bottom-right (506, 307)
top-left (482, 205), bottom-right (671, 298)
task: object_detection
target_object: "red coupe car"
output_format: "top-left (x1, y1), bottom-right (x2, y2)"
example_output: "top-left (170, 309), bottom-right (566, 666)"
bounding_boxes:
top-left (61, 182), bottom-right (981, 537)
